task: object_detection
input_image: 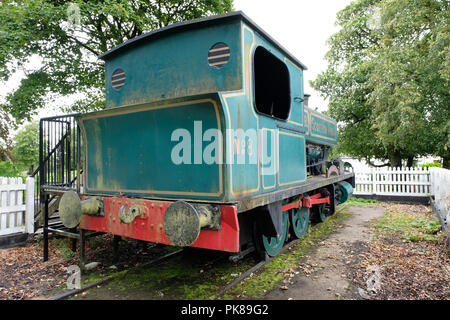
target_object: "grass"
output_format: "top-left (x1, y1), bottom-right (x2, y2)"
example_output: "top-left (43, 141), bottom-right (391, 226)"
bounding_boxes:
top-left (74, 249), bottom-right (256, 300)
top-left (53, 237), bottom-right (75, 259)
top-left (372, 208), bottom-right (442, 242)
top-left (346, 197), bottom-right (380, 207)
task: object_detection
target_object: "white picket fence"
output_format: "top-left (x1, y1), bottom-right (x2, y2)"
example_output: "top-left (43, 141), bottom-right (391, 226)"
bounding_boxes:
top-left (0, 177), bottom-right (34, 236)
top-left (429, 167), bottom-right (450, 225)
top-left (354, 167), bottom-right (431, 197)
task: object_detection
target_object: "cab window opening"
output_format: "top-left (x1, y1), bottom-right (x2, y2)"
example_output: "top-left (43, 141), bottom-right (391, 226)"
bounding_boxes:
top-left (253, 46), bottom-right (291, 120)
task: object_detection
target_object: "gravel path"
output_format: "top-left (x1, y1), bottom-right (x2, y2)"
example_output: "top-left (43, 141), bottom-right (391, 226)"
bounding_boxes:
top-left (264, 206), bottom-right (385, 300)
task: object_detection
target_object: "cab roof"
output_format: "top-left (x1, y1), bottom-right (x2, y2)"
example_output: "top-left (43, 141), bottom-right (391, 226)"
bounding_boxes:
top-left (98, 11), bottom-right (307, 71)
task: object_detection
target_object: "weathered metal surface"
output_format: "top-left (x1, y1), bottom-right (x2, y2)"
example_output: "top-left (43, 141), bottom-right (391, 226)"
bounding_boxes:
top-left (103, 21), bottom-right (242, 108)
top-left (79, 96), bottom-right (225, 201)
top-left (337, 181), bottom-right (354, 204)
top-left (236, 173), bottom-right (355, 213)
top-left (80, 197), bottom-right (240, 252)
top-left (99, 11), bottom-right (307, 70)
top-left (327, 165), bottom-right (339, 178)
top-left (163, 201), bottom-right (221, 247)
top-left (118, 204), bottom-right (143, 224)
top-left (58, 191), bottom-right (82, 228)
top-left (82, 198), bottom-right (103, 216)
top-left (78, 13), bottom-right (349, 207)
top-left (304, 107), bottom-right (338, 146)
top-left (59, 191), bottom-right (103, 228)
top-left (74, 13), bottom-right (350, 219)
top-left (282, 192), bottom-right (330, 212)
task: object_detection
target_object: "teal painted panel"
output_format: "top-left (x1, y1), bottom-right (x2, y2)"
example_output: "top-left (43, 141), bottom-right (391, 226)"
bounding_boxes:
top-left (223, 93), bottom-right (260, 197)
top-left (105, 21), bottom-right (242, 108)
top-left (285, 60), bottom-right (304, 127)
top-left (80, 98), bottom-right (224, 199)
top-left (221, 22), bottom-right (311, 200)
top-left (278, 131), bottom-right (306, 187)
top-left (261, 128), bottom-right (277, 190)
top-left (305, 107), bottom-right (338, 146)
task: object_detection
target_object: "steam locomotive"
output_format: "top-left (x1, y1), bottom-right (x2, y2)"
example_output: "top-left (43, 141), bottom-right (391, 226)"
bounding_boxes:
top-left (51, 11), bottom-right (354, 261)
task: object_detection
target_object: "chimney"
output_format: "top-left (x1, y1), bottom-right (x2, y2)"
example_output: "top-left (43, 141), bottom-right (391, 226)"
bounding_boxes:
top-left (304, 94), bottom-right (311, 108)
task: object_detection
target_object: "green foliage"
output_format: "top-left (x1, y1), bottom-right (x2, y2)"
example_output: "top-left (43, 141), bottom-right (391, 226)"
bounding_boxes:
top-left (373, 209), bottom-right (443, 242)
top-left (311, 0), bottom-right (450, 168)
top-left (424, 221), bottom-right (441, 234)
top-left (53, 238), bottom-right (74, 259)
top-left (346, 197), bottom-right (379, 207)
top-left (0, 109), bottom-right (13, 161)
top-left (12, 122), bottom-right (39, 174)
top-left (0, 160), bottom-right (21, 177)
top-left (0, 0), bottom-right (234, 122)
top-left (421, 162), bottom-right (442, 169)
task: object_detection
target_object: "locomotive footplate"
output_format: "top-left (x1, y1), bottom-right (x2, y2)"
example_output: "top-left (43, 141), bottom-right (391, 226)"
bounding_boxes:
top-left (236, 172), bottom-right (355, 213)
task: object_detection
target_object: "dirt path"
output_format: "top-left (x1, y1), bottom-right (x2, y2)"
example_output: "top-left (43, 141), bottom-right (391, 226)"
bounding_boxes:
top-left (264, 206), bottom-right (385, 300)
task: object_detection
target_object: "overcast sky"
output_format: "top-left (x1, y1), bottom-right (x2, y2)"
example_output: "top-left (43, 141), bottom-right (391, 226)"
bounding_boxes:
top-left (234, 0), bottom-right (352, 111)
top-left (1, 0), bottom-right (353, 123)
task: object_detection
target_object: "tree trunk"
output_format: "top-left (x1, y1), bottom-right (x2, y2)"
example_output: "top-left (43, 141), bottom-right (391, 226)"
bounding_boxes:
top-left (390, 152), bottom-right (402, 168)
top-left (406, 157), bottom-right (414, 167)
top-left (443, 157), bottom-right (450, 169)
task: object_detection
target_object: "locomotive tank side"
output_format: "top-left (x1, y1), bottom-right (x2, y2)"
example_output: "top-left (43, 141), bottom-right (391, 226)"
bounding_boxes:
top-left (79, 96), bottom-right (227, 201)
top-left (304, 107), bottom-right (338, 146)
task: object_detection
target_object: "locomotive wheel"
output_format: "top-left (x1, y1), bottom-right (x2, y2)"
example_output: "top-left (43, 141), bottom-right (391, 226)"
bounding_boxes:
top-left (312, 203), bottom-right (328, 222)
top-left (289, 207), bottom-right (310, 239)
top-left (254, 212), bottom-right (288, 258)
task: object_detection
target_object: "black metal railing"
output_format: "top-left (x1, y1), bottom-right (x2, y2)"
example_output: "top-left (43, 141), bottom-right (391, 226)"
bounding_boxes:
top-left (31, 113), bottom-right (82, 227)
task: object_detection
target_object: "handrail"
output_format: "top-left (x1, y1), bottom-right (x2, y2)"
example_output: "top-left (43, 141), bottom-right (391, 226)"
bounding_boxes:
top-left (33, 113), bottom-right (83, 225)
top-left (31, 131), bottom-right (70, 177)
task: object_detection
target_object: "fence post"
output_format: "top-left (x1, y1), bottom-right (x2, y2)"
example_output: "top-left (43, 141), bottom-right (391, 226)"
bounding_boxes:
top-left (371, 167), bottom-right (376, 195)
top-left (429, 167), bottom-right (435, 198)
top-left (25, 177), bottom-right (35, 234)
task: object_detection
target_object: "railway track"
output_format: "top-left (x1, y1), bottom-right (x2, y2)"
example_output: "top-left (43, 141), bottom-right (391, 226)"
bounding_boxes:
top-left (49, 204), bottom-right (348, 300)
top-left (49, 248), bottom-right (185, 300)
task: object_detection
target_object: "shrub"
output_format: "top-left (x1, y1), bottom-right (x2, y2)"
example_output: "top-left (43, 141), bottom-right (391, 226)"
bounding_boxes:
top-left (421, 162), bottom-right (442, 169)
top-left (0, 161), bottom-right (21, 177)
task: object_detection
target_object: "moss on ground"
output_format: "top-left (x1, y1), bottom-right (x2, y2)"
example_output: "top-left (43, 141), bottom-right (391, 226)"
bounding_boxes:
top-left (346, 197), bottom-right (380, 207)
top-left (100, 250), bottom-right (256, 300)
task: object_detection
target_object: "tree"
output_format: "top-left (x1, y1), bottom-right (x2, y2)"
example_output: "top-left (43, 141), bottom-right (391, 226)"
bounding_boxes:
top-left (312, 0), bottom-right (450, 168)
top-left (0, 160), bottom-right (21, 177)
top-left (0, 0), bottom-right (234, 123)
top-left (12, 122), bottom-right (39, 174)
top-left (0, 109), bottom-right (13, 161)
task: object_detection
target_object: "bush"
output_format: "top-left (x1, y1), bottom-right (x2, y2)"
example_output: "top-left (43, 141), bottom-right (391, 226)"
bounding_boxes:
top-left (0, 161), bottom-right (21, 177)
top-left (12, 122), bottom-right (39, 174)
top-left (421, 162), bottom-right (442, 169)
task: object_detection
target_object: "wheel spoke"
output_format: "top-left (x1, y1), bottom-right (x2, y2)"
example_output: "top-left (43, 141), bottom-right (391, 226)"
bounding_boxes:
top-left (290, 207), bottom-right (309, 238)
top-left (262, 212), bottom-right (288, 257)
